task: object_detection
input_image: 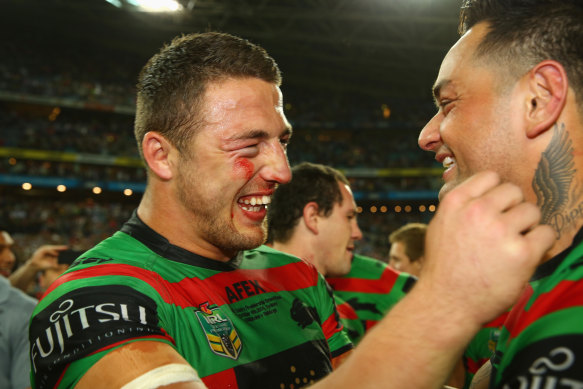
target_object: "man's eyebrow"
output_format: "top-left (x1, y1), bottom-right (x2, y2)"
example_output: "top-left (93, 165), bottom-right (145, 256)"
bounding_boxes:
top-left (227, 127), bottom-right (292, 142)
top-left (432, 79), bottom-right (452, 105)
top-left (227, 129), bottom-right (270, 141)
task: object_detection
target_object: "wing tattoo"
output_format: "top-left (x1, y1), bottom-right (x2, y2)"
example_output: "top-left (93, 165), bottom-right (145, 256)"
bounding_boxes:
top-left (532, 123), bottom-right (576, 225)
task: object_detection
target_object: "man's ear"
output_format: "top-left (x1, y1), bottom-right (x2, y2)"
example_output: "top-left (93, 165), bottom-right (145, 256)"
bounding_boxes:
top-left (142, 131), bottom-right (175, 180)
top-left (302, 202), bottom-right (320, 235)
top-left (525, 60), bottom-right (568, 139)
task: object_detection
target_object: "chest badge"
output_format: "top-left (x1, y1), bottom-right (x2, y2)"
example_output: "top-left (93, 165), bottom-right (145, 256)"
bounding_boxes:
top-left (195, 303), bottom-right (242, 360)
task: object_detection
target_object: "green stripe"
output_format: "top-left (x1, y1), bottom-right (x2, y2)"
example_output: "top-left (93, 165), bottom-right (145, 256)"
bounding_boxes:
top-left (496, 303), bottom-right (583, 380)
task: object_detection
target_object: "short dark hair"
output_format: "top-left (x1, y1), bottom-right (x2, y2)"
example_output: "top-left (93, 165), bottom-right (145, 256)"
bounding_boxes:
top-left (267, 162), bottom-right (350, 244)
top-left (459, 0), bottom-right (583, 109)
top-left (134, 32), bottom-right (282, 160)
top-left (388, 223), bottom-right (427, 263)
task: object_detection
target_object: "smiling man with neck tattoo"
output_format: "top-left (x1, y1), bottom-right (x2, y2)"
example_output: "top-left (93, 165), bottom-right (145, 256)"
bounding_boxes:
top-left (29, 30), bottom-right (554, 389)
top-left (418, 1), bottom-right (583, 388)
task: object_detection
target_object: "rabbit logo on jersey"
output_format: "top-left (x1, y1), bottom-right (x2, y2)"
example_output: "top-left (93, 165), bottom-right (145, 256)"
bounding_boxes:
top-left (195, 303), bottom-right (242, 360)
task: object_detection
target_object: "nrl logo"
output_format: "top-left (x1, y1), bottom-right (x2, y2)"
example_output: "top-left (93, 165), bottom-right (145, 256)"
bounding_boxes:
top-left (195, 303), bottom-right (242, 360)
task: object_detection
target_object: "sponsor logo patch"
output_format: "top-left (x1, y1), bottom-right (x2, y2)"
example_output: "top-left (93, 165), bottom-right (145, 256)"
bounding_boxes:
top-left (498, 334), bottom-right (583, 388)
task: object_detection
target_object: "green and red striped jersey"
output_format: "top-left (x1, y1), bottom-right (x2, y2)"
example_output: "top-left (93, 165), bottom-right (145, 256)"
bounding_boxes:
top-left (491, 228), bottom-right (583, 388)
top-left (326, 254), bottom-right (416, 344)
top-left (462, 311), bottom-right (509, 389)
top-left (332, 294), bottom-right (366, 343)
top-left (29, 213), bottom-right (352, 389)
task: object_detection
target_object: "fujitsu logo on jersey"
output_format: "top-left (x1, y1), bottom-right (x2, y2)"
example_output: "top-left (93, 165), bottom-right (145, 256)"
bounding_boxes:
top-left (31, 298), bottom-right (148, 369)
top-left (29, 285), bottom-right (162, 382)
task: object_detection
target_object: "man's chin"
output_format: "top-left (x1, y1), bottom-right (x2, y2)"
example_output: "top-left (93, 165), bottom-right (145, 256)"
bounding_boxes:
top-left (236, 225), bottom-right (268, 251)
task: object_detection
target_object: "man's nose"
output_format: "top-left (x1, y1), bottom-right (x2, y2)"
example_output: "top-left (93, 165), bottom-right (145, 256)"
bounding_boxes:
top-left (418, 112), bottom-right (443, 152)
top-left (261, 140), bottom-right (292, 184)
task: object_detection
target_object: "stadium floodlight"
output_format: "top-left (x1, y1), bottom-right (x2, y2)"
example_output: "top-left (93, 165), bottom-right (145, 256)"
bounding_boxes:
top-left (105, 0), bottom-right (123, 8)
top-left (105, 0), bottom-right (184, 12)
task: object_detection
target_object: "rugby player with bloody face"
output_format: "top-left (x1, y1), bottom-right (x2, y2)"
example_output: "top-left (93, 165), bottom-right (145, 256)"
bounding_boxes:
top-left (29, 29), bottom-right (553, 389)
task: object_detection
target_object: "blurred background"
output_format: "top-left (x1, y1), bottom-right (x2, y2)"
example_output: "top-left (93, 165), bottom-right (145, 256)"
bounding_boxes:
top-left (0, 0), bottom-right (462, 261)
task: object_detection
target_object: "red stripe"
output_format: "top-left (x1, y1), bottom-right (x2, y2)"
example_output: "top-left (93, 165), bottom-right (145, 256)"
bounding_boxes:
top-left (326, 267), bottom-right (401, 294)
top-left (47, 261), bottom-right (319, 309)
top-left (507, 280), bottom-right (583, 338)
top-left (53, 367), bottom-right (66, 389)
top-left (202, 367), bottom-right (239, 389)
top-left (484, 311), bottom-right (509, 329)
top-left (336, 302), bottom-right (359, 320)
top-left (465, 357), bottom-right (490, 374)
top-left (364, 320), bottom-right (379, 331)
top-left (322, 312), bottom-right (343, 339)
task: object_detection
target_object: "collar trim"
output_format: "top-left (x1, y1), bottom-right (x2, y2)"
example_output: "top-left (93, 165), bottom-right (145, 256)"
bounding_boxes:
top-left (121, 210), bottom-right (241, 271)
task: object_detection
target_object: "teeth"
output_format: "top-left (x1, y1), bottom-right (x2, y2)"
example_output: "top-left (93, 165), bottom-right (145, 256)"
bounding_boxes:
top-left (238, 195), bottom-right (271, 208)
top-left (240, 205), bottom-right (262, 212)
top-left (443, 156), bottom-right (455, 169)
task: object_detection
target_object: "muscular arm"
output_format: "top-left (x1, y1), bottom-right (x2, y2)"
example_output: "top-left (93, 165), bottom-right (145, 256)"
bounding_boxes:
top-left (76, 341), bottom-right (207, 389)
top-left (310, 172), bottom-right (554, 389)
top-left (311, 280), bottom-right (481, 388)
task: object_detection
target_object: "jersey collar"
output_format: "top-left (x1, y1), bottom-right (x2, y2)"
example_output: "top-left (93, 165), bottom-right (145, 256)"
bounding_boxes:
top-left (531, 226), bottom-right (583, 282)
top-left (121, 210), bottom-right (242, 271)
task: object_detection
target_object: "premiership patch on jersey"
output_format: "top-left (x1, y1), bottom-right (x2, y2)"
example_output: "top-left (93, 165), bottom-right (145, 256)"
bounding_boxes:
top-left (195, 303), bottom-right (242, 360)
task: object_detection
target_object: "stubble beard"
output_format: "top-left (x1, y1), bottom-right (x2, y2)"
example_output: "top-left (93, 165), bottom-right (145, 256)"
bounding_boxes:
top-left (176, 167), bottom-right (267, 256)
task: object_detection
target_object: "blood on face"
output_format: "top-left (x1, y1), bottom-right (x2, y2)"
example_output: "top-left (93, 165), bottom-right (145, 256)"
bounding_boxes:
top-left (233, 158), bottom-right (254, 181)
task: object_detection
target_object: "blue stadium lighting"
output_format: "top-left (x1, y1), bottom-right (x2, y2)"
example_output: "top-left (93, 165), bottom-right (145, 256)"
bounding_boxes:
top-left (105, 0), bottom-right (123, 8)
top-left (105, 0), bottom-right (184, 12)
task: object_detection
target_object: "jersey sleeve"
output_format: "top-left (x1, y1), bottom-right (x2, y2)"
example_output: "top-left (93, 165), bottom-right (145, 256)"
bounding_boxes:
top-left (314, 274), bottom-right (353, 358)
top-left (30, 280), bottom-right (174, 389)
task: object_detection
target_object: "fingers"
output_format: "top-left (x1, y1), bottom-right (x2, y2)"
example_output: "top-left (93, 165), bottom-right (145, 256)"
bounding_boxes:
top-left (443, 171), bottom-right (501, 203)
top-left (43, 245), bottom-right (69, 255)
top-left (523, 224), bottom-right (556, 264)
top-left (444, 173), bottom-right (524, 215)
top-left (424, 170), bottom-right (555, 326)
top-left (501, 198), bottom-right (543, 234)
top-left (30, 245), bottom-right (69, 270)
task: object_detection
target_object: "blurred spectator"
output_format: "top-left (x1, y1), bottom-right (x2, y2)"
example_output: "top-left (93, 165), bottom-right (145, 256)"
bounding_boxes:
top-left (8, 243), bottom-right (68, 294)
top-left (0, 230), bottom-right (16, 277)
top-left (1, 228), bottom-right (67, 294)
top-left (0, 274), bottom-right (36, 389)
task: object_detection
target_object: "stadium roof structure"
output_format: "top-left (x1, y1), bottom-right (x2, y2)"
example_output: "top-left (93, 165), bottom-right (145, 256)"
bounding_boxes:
top-left (3, 0), bottom-right (462, 101)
